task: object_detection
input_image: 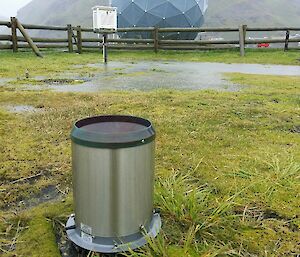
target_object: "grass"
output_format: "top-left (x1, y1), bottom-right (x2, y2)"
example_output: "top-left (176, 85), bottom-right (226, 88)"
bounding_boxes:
top-left (0, 50), bottom-right (299, 256)
top-left (0, 48), bottom-right (299, 79)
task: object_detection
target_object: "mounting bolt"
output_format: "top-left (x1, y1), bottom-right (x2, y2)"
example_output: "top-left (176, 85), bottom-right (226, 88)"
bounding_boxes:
top-left (113, 242), bottom-right (118, 249)
top-left (140, 225), bottom-right (147, 234)
top-left (154, 208), bottom-right (161, 214)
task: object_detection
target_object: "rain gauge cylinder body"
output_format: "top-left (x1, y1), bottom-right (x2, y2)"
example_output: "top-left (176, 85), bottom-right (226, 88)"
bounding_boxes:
top-left (66, 115), bottom-right (161, 253)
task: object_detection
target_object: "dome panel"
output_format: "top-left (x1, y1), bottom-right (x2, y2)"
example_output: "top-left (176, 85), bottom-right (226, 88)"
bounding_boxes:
top-left (146, 0), bottom-right (167, 10)
top-left (147, 2), bottom-right (169, 18)
top-left (136, 12), bottom-right (161, 27)
top-left (133, 0), bottom-right (147, 10)
top-left (185, 0), bottom-right (198, 10)
top-left (111, 0), bottom-right (207, 39)
top-left (164, 2), bottom-right (182, 19)
top-left (168, 0), bottom-right (187, 12)
top-left (165, 14), bottom-right (190, 27)
top-left (121, 3), bottom-right (145, 25)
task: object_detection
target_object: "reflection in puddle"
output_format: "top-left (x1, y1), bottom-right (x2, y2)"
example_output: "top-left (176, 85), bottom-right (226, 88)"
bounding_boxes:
top-left (3, 61), bottom-right (300, 93)
top-left (4, 105), bottom-right (39, 113)
top-left (0, 78), bottom-right (13, 85)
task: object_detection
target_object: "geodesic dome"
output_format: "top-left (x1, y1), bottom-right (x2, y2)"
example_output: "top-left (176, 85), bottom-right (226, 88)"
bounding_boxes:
top-left (111, 0), bottom-right (208, 39)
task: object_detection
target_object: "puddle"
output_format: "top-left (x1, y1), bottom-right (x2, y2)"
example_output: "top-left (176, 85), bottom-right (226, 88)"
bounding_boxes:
top-left (290, 126), bottom-right (300, 134)
top-left (4, 105), bottom-right (40, 113)
top-left (3, 61), bottom-right (300, 93)
top-left (40, 78), bottom-right (87, 85)
top-left (21, 185), bottom-right (60, 208)
top-left (0, 78), bottom-right (13, 86)
top-left (3, 184), bottom-right (62, 211)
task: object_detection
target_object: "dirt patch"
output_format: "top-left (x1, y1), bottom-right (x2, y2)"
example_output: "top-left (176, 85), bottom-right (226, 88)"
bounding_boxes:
top-left (7, 78), bottom-right (89, 87)
top-left (2, 184), bottom-right (62, 211)
top-left (234, 206), bottom-right (299, 232)
top-left (290, 125), bottom-right (300, 134)
top-left (41, 79), bottom-right (87, 85)
top-left (4, 105), bottom-right (40, 113)
top-left (18, 185), bottom-right (61, 209)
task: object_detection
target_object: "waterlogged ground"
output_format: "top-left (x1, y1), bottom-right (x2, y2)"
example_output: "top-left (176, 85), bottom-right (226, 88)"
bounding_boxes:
top-left (2, 61), bottom-right (299, 92)
top-left (0, 50), bottom-right (299, 257)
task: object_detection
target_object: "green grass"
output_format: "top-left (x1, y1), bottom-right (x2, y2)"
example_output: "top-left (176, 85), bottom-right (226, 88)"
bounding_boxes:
top-left (0, 51), bottom-right (299, 256)
top-left (0, 48), bottom-right (299, 79)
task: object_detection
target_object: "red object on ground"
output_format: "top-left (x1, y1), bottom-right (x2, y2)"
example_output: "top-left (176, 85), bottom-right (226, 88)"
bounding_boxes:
top-left (257, 43), bottom-right (270, 48)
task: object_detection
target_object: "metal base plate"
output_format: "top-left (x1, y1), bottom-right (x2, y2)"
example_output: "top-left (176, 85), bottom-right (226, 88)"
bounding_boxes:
top-left (66, 213), bottom-right (161, 253)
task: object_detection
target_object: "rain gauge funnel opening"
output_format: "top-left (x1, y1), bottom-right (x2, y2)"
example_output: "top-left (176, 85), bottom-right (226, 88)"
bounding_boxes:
top-left (66, 115), bottom-right (161, 253)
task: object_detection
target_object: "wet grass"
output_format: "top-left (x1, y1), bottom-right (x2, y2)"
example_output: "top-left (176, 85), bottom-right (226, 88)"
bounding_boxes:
top-left (0, 52), bottom-right (299, 256)
top-left (0, 48), bottom-right (299, 79)
top-left (111, 49), bottom-right (300, 66)
top-left (8, 78), bottom-right (87, 86)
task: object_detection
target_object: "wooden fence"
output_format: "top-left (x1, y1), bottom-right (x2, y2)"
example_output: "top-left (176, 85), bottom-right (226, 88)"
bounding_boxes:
top-left (0, 17), bottom-right (299, 57)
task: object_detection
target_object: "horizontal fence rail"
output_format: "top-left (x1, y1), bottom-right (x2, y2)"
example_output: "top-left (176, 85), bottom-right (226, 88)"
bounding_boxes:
top-left (247, 27), bottom-right (300, 31)
top-left (22, 24), bottom-right (68, 31)
top-left (0, 17), bottom-right (299, 56)
top-left (158, 27), bottom-right (239, 32)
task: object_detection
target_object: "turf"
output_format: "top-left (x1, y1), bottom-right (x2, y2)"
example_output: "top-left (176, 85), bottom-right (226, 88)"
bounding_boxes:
top-left (0, 51), bottom-right (299, 256)
top-left (0, 48), bottom-right (299, 79)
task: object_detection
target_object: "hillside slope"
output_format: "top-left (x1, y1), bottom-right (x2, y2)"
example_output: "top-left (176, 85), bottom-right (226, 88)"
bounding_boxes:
top-left (16, 0), bottom-right (300, 27)
top-left (204, 0), bottom-right (300, 27)
top-left (17, 0), bottom-right (109, 27)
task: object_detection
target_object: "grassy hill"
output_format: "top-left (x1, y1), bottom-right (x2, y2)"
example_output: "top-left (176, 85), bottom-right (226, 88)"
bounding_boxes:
top-left (204, 0), bottom-right (300, 27)
top-left (16, 0), bottom-right (300, 28)
top-left (17, 0), bottom-right (109, 27)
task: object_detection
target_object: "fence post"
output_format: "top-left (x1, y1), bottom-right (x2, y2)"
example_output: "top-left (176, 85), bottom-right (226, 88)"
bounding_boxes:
top-left (67, 24), bottom-right (73, 53)
top-left (16, 19), bottom-right (43, 58)
top-left (284, 30), bottom-right (290, 51)
top-left (11, 17), bottom-right (18, 53)
top-left (239, 24), bottom-right (247, 57)
top-left (153, 27), bottom-right (159, 53)
top-left (76, 26), bottom-right (82, 54)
